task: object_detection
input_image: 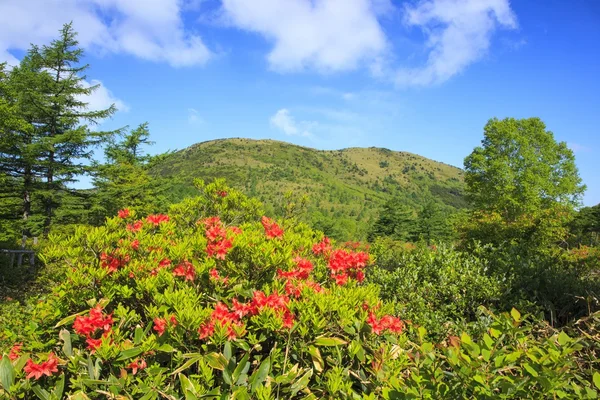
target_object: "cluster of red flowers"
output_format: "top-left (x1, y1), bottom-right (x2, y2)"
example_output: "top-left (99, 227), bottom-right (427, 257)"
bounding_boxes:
top-left (100, 251), bottom-right (129, 274)
top-left (127, 358), bottom-right (147, 375)
top-left (117, 208), bottom-right (131, 219)
top-left (366, 312), bottom-right (404, 335)
top-left (199, 290), bottom-right (295, 340)
top-left (173, 260), bottom-right (196, 281)
top-left (198, 302), bottom-right (245, 340)
top-left (3, 343), bottom-right (22, 361)
top-left (277, 257), bottom-right (314, 280)
top-left (261, 216), bottom-right (284, 239)
top-left (127, 220), bottom-right (143, 232)
top-left (153, 315), bottom-right (178, 336)
top-left (202, 217), bottom-right (234, 260)
top-left (23, 353), bottom-right (59, 380)
top-left (146, 214), bottom-right (170, 226)
top-left (327, 249), bottom-right (369, 285)
top-left (73, 306), bottom-right (114, 352)
top-left (312, 236), bottom-right (332, 256)
top-left (217, 190), bottom-right (228, 197)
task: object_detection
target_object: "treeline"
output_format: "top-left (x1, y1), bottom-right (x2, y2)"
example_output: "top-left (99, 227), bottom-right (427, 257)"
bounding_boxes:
top-left (0, 24), bottom-right (170, 245)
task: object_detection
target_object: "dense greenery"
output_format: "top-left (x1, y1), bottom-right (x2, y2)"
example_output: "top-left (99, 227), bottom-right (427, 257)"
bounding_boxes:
top-left (1, 25), bottom-right (600, 399)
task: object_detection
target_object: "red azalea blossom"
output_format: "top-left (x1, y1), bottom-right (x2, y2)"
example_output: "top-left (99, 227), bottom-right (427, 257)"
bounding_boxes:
top-left (153, 317), bottom-right (168, 336)
top-left (209, 268), bottom-right (229, 284)
top-left (169, 315), bottom-right (178, 326)
top-left (9, 343), bottom-right (22, 361)
top-left (326, 249), bottom-right (369, 285)
top-left (229, 226), bottom-right (242, 235)
top-left (261, 216), bottom-right (284, 239)
top-left (146, 214), bottom-right (170, 226)
top-left (201, 216), bottom-right (222, 228)
top-left (198, 302), bottom-right (244, 340)
top-left (100, 252), bottom-right (129, 273)
top-left (86, 337), bottom-right (103, 352)
top-left (23, 353), bottom-right (59, 380)
top-left (217, 190), bottom-right (228, 197)
top-left (131, 239), bottom-right (140, 251)
top-left (158, 258), bottom-right (172, 269)
top-left (332, 273), bottom-right (348, 286)
top-left (207, 238), bottom-right (233, 260)
top-left (312, 237), bottom-right (332, 256)
top-left (173, 261), bottom-right (196, 281)
top-left (73, 306), bottom-right (114, 338)
top-left (127, 358), bottom-right (147, 375)
top-left (117, 208), bottom-right (130, 219)
top-left (127, 220), bottom-right (143, 232)
top-left (367, 312), bottom-right (404, 335)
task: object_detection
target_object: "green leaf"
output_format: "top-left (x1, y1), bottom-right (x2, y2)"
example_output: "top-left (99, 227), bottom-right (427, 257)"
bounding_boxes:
top-left (205, 353), bottom-right (228, 371)
top-left (232, 353), bottom-right (250, 384)
top-left (523, 363), bottom-right (538, 377)
top-left (307, 346), bottom-right (323, 372)
top-left (290, 369), bottom-right (313, 397)
top-left (0, 356), bottom-right (15, 392)
top-left (32, 385), bottom-right (50, 400)
top-left (557, 331), bottom-right (571, 346)
top-left (59, 329), bottom-right (72, 357)
top-left (52, 374), bottom-right (66, 399)
top-left (250, 356), bottom-right (270, 392)
top-left (510, 308), bottom-right (521, 322)
top-left (116, 346), bottom-right (144, 361)
top-left (593, 372), bottom-right (600, 390)
top-left (314, 336), bottom-right (347, 346)
top-left (171, 355), bottom-right (203, 376)
top-left (54, 309), bottom-right (89, 328)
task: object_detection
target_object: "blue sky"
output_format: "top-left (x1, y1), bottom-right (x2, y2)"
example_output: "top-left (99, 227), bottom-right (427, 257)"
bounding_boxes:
top-left (1, 0), bottom-right (599, 205)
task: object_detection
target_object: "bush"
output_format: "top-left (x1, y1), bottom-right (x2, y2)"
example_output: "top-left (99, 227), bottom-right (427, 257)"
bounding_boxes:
top-left (368, 238), bottom-right (502, 339)
top-left (1, 181), bottom-right (598, 398)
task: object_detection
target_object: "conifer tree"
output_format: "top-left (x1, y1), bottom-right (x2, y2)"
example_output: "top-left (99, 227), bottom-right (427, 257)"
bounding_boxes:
top-left (1, 23), bottom-right (117, 236)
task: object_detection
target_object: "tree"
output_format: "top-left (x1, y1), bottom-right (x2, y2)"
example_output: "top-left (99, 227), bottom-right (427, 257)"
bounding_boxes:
top-left (368, 197), bottom-right (415, 242)
top-left (91, 123), bottom-right (168, 223)
top-left (411, 199), bottom-right (452, 244)
top-left (0, 23), bottom-right (117, 237)
top-left (464, 117), bottom-right (585, 222)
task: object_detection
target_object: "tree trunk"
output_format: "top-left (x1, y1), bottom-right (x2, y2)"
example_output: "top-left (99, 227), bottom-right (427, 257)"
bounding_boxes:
top-left (21, 166), bottom-right (32, 248)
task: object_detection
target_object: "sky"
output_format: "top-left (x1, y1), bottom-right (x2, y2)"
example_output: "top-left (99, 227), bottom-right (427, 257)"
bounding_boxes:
top-left (1, 0), bottom-right (599, 206)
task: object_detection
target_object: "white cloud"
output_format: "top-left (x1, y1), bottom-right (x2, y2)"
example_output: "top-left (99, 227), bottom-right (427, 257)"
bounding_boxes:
top-left (188, 108), bottom-right (203, 124)
top-left (270, 109), bottom-right (313, 137)
top-left (394, 0), bottom-right (517, 86)
top-left (79, 79), bottom-right (129, 113)
top-left (0, 0), bottom-right (211, 67)
top-left (221, 0), bottom-right (389, 72)
top-left (568, 142), bottom-right (591, 154)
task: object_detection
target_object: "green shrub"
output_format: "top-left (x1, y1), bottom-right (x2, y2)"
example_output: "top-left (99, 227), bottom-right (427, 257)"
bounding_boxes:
top-left (1, 182), bottom-right (598, 398)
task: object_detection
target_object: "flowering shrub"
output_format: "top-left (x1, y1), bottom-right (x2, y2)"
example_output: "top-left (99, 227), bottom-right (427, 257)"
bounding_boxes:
top-left (1, 180), bottom-right (599, 398)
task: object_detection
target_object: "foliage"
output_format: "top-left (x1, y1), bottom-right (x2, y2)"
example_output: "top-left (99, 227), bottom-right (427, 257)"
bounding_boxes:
top-left (464, 117), bottom-right (585, 223)
top-left (368, 238), bottom-right (501, 339)
top-left (91, 123), bottom-right (170, 224)
top-left (151, 138), bottom-right (466, 241)
top-left (570, 203), bottom-right (600, 247)
top-left (0, 23), bottom-right (117, 240)
top-left (1, 182), bottom-right (598, 398)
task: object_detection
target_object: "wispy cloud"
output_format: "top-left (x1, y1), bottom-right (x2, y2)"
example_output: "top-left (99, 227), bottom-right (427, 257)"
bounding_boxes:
top-left (568, 142), bottom-right (591, 154)
top-left (269, 109), bottom-right (313, 137)
top-left (394, 0), bottom-right (517, 86)
top-left (187, 108), bottom-right (204, 124)
top-left (0, 0), bottom-right (212, 67)
top-left (78, 79), bottom-right (129, 114)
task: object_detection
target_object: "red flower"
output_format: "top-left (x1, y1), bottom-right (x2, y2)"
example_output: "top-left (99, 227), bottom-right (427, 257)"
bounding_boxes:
top-left (127, 221), bottom-right (143, 232)
top-left (173, 261), bottom-right (196, 281)
top-left (153, 317), bottom-right (168, 336)
top-left (117, 209), bottom-right (130, 219)
top-left (100, 252), bottom-right (129, 273)
top-left (146, 214), bottom-right (170, 226)
top-left (367, 312), bottom-right (404, 335)
top-left (131, 239), bottom-right (140, 251)
top-left (217, 190), bottom-right (228, 197)
top-left (169, 315), bottom-right (178, 326)
top-left (9, 343), bottom-right (22, 361)
top-left (229, 226), bottom-right (242, 235)
top-left (261, 216), bottom-right (284, 239)
top-left (332, 273), bottom-right (348, 286)
top-left (73, 306), bottom-right (114, 338)
top-left (86, 337), bottom-right (103, 352)
top-left (158, 258), bottom-right (172, 269)
top-left (127, 358), bottom-right (147, 375)
top-left (207, 238), bottom-right (233, 260)
top-left (23, 353), bottom-right (59, 380)
top-left (312, 237), bottom-right (332, 256)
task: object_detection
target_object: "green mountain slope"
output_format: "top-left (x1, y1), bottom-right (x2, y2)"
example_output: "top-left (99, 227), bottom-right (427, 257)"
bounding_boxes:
top-left (153, 138), bottom-right (466, 240)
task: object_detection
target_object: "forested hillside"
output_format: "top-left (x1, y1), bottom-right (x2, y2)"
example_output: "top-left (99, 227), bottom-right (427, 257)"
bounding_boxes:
top-left (153, 138), bottom-right (466, 239)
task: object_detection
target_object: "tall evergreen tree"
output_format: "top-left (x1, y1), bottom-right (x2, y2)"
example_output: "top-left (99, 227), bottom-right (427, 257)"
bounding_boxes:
top-left (91, 123), bottom-right (168, 223)
top-left (411, 199), bottom-right (451, 244)
top-left (368, 197), bottom-right (415, 242)
top-left (2, 23), bottom-right (117, 236)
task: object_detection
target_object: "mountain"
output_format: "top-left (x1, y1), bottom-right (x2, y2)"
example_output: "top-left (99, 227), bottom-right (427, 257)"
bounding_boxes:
top-left (153, 138), bottom-right (466, 240)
